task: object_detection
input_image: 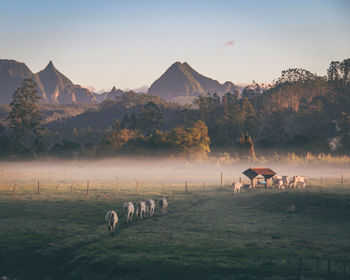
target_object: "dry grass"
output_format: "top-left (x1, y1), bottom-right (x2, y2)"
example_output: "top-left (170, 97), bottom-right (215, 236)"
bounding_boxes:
top-left (270, 152), bottom-right (350, 164)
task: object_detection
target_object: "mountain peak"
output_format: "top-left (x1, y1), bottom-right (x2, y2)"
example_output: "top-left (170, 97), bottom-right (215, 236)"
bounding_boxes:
top-left (168, 62), bottom-right (194, 73)
top-left (148, 61), bottom-right (238, 100)
top-left (169, 61), bottom-right (184, 69)
top-left (172, 61), bottom-right (182, 66)
top-left (108, 86), bottom-right (124, 99)
top-left (44, 60), bottom-right (55, 71)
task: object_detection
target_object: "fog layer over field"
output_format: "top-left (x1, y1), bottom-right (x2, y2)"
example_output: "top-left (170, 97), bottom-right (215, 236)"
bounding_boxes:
top-left (0, 158), bottom-right (349, 187)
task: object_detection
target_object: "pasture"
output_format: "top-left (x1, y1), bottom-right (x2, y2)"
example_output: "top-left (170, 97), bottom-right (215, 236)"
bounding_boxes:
top-left (0, 160), bottom-right (350, 279)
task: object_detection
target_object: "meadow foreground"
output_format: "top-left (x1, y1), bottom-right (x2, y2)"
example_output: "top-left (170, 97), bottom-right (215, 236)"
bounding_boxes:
top-left (0, 184), bottom-right (350, 280)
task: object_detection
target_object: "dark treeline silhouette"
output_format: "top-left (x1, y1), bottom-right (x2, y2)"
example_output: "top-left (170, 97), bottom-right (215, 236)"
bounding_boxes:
top-left (0, 58), bottom-right (349, 159)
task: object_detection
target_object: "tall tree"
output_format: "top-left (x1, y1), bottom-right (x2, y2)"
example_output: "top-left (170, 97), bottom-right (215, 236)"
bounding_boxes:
top-left (239, 133), bottom-right (256, 160)
top-left (7, 78), bottom-right (42, 148)
top-left (168, 120), bottom-right (210, 158)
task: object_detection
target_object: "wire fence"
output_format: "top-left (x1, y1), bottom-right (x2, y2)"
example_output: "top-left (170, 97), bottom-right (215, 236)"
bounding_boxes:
top-left (0, 174), bottom-right (349, 198)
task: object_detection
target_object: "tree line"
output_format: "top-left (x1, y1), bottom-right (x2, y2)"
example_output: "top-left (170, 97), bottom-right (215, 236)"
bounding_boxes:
top-left (0, 58), bottom-right (349, 159)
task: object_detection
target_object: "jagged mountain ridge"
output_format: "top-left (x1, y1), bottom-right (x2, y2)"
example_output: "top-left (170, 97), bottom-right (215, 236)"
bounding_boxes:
top-left (0, 59), bottom-right (96, 104)
top-left (148, 62), bottom-right (239, 100)
top-left (35, 60), bottom-right (96, 104)
top-left (1, 59), bottom-right (239, 104)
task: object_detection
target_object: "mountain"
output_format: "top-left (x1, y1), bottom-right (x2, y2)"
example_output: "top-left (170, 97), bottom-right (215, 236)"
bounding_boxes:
top-left (108, 86), bottom-right (124, 100)
top-left (0, 59), bottom-right (35, 104)
top-left (0, 59), bottom-right (96, 104)
top-left (94, 86), bottom-right (124, 102)
top-left (148, 62), bottom-right (239, 100)
top-left (35, 61), bottom-right (96, 104)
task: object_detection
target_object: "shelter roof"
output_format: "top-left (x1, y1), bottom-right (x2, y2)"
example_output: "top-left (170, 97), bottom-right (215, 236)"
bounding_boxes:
top-left (243, 168), bottom-right (276, 180)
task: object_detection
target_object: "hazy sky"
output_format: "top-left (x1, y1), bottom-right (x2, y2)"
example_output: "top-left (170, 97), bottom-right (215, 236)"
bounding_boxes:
top-left (1, 0), bottom-right (349, 91)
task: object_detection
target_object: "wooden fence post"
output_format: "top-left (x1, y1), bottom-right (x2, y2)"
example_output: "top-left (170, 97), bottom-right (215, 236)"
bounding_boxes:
top-left (321, 176), bottom-right (323, 186)
top-left (185, 181), bottom-right (188, 192)
top-left (341, 175), bottom-right (344, 187)
top-left (221, 172), bottom-right (223, 188)
top-left (13, 183), bottom-right (16, 193)
top-left (71, 183), bottom-right (73, 192)
top-left (136, 181), bottom-right (140, 193)
top-left (37, 181), bottom-right (40, 195)
top-left (86, 181), bottom-right (89, 194)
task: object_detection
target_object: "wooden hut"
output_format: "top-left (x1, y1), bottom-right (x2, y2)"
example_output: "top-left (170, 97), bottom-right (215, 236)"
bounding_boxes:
top-left (243, 168), bottom-right (276, 189)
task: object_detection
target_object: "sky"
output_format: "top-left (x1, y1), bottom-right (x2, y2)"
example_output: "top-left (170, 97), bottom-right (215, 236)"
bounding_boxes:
top-left (1, 0), bottom-right (350, 92)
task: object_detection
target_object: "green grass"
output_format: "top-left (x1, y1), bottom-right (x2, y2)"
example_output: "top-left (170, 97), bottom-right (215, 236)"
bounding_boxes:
top-left (0, 186), bottom-right (350, 279)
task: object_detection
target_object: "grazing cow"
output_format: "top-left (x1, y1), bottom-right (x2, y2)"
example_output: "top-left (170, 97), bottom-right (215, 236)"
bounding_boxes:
top-left (123, 202), bottom-right (134, 223)
top-left (135, 201), bottom-right (147, 220)
top-left (282, 176), bottom-right (289, 188)
top-left (158, 197), bottom-right (168, 215)
top-left (272, 175), bottom-right (283, 188)
top-left (105, 210), bottom-right (118, 234)
top-left (290, 176), bottom-right (307, 188)
top-left (232, 181), bottom-right (242, 194)
top-left (277, 178), bottom-right (284, 189)
top-left (146, 199), bottom-right (155, 217)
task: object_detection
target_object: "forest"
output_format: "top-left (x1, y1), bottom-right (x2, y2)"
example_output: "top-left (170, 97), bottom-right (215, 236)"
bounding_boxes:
top-left (0, 58), bottom-right (349, 159)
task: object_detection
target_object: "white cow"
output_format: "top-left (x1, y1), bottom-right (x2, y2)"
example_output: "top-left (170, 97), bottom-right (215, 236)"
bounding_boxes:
top-left (232, 181), bottom-right (242, 194)
top-left (272, 175), bottom-right (283, 188)
top-left (123, 202), bottom-right (134, 223)
top-left (105, 210), bottom-right (118, 234)
top-left (276, 178), bottom-right (284, 189)
top-left (282, 176), bottom-right (289, 188)
top-left (146, 199), bottom-right (155, 217)
top-left (290, 176), bottom-right (307, 188)
top-left (135, 201), bottom-right (147, 220)
top-left (158, 197), bottom-right (168, 215)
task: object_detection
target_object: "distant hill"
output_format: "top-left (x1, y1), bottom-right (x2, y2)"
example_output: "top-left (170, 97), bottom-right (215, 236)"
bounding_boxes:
top-left (148, 62), bottom-right (239, 100)
top-left (0, 59), bottom-right (96, 104)
top-left (0, 103), bottom-right (98, 125)
top-left (95, 86), bottom-right (124, 102)
top-left (45, 91), bottom-right (184, 144)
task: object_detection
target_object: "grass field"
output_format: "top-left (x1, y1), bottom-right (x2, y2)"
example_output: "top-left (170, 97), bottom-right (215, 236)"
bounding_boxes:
top-left (0, 179), bottom-right (350, 280)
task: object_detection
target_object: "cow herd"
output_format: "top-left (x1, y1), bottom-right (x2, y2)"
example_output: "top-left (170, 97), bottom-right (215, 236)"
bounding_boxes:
top-left (232, 175), bottom-right (307, 194)
top-left (272, 175), bottom-right (307, 189)
top-left (105, 197), bottom-right (168, 234)
top-left (106, 174), bottom-right (307, 234)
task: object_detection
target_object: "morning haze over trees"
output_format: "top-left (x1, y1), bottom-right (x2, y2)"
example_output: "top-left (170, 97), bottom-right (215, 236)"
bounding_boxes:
top-left (0, 58), bottom-right (349, 159)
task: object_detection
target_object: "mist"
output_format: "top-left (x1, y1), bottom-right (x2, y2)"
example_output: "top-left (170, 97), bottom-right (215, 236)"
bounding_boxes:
top-left (1, 158), bottom-right (349, 188)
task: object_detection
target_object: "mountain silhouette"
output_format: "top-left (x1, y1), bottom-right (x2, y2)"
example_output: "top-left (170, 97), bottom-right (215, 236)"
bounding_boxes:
top-left (148, 62), bottom-right (238, 100)
top-left (0, 59), bottom-right (96, 104)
